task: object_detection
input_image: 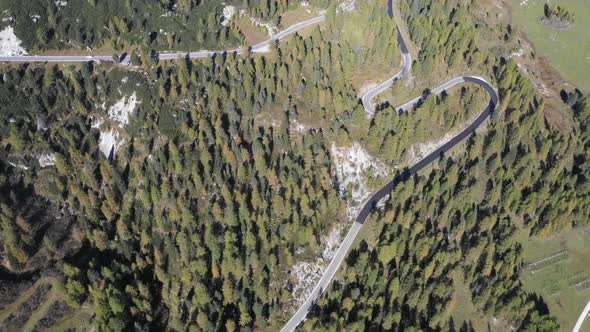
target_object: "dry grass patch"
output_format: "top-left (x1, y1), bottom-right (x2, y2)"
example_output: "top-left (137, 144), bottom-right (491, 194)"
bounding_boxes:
top-left (509, 37), bottom-right (575, 132)
top-left (350, 59), bottom-right (401, 92)
top-left (470, 0), bottom-right (576, 133)
top-left (236, 16), bottom-right (269, 46)
top-left (280, 6), bottom-right (320, 27)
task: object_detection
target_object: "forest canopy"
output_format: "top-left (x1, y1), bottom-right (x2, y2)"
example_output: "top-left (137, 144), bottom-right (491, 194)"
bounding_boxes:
top-left (0, 0), bottom-right (588, 331)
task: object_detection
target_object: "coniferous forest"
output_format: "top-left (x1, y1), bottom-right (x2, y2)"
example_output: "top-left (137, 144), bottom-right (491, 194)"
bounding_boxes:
top-left (0, 0), bottom-right (589, 331)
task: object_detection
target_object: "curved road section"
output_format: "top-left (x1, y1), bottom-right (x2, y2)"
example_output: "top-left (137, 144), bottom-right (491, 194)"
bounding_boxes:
top-left (281, 0), bottom-right (498, 331)
top-left (282, 77), bottom-right (497, 332)
top-left (0, 1), bottom-right (499, 331)
top-left (574, 300), bottom-right (590, 332)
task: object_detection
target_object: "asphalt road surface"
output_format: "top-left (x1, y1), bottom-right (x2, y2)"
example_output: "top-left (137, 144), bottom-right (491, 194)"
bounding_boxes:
top-left (359, 28), bottom-right (412, 115)
top-left (0, 1), bottom-right (499, 331)
top-left (281, 79), bottom-right (498, 332)
top-left (360, 0), bottom-right (412, 115)
top-left (0, 1), bottom-right (355, 64)
top-left (280, 0), bottom-right (498, 331)
top-left (574, 300), bottom-right (590, 332)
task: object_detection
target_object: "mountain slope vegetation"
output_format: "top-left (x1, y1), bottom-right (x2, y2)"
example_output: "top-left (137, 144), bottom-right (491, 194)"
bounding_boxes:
top-left (0, 0), bottom-right (588, 331)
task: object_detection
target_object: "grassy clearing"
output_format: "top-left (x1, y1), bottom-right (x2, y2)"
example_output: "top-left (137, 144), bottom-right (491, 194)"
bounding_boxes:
top-left (21, 288), bottom-right (62, 332)
top-left (518, 227), bottom-right (590, 331)
top-left (446, 269), bottom-right (510, 331)
top-left (236, 16), bottom-right (270, 46)
top-left (0, 278), bottom-right (55, 322)
top-left (506, 0), bottom-right (590, 92)
top-left (0, 277), bottom-right (92, 332)
top-left (47, 305), bottom-right (94, 332)
top-left (236, 5), bottom-right (322, 48)
top-left (351, 58), bottom-right (403, 92)
top-left (280, 6), bottom-right (320, 27)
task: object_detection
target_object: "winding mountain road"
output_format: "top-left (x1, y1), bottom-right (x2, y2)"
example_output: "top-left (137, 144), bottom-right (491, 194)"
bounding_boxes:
top-left (282, 78), bottom-right (497, 332)
top-left (281, 0), bottom-right (498, 331)
top-left (0, 1), bottom-right (499, 331)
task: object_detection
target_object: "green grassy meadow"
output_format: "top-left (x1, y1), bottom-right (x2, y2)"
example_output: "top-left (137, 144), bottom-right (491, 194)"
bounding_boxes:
top-left (507, 0), bottom-right (590, 92)
top-left (519, 227), bottom-right (590, 331)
